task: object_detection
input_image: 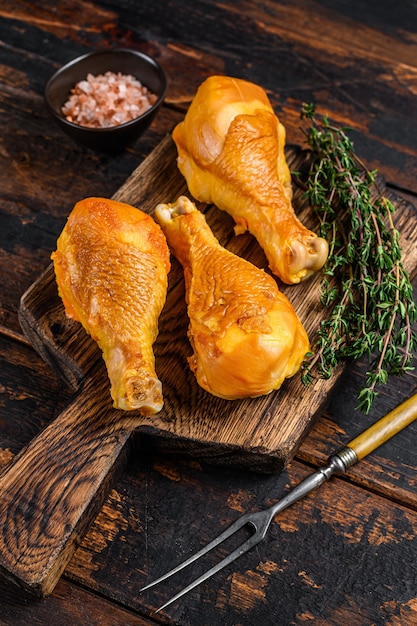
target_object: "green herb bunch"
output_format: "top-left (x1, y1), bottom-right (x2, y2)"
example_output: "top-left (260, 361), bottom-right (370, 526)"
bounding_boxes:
top-left (300, 103), bottom-right (417, 413)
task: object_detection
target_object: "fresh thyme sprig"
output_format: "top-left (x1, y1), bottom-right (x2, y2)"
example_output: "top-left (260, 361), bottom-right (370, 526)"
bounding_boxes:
top-left (299, 103), bottom-right (417, 413)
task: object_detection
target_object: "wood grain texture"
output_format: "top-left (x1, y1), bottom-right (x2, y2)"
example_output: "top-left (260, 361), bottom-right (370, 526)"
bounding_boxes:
top-left (0, 576), bottom-right (155, 626)
top-left (0, 361), bottom-right (132, 595)
top-left (1, 0), bottom-right (417, 623)
top-left (65, 451), bottom-right (417, 626)
top-left (0, 334), bottom-right (73, 460)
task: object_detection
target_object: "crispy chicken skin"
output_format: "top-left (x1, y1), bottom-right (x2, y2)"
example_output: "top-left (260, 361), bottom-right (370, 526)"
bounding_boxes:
top-left (154, 196), bottom-right (310, 400)
top-left (51, 197), bottom-right (170, 414)
top-left (172, 75), bottom-right (328, 284)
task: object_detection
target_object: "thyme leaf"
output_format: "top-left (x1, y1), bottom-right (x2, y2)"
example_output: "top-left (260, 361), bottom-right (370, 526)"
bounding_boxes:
top-left (299, 103), bottom-right (417, 413)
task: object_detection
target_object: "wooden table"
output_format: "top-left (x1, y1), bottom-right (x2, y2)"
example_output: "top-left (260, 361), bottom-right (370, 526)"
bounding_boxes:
top-left (1, 1), bottom-right (416, 624)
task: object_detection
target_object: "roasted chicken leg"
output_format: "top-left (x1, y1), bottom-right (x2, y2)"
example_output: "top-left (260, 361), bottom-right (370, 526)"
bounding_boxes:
top-left (172, 75), bottom-right (328, 284)
top-left (154, 196), bottom-right (309, 400)
top-left (51, 197), bottom-right (170, 414)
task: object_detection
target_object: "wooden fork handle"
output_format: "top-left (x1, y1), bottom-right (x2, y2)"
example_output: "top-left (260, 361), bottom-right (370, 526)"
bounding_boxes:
top-left (347, 393), bottom-right (417, 461)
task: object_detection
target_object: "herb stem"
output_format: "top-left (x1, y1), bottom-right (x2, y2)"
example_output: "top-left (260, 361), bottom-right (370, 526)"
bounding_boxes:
top-left (299, 103), bottom-right (417, 413)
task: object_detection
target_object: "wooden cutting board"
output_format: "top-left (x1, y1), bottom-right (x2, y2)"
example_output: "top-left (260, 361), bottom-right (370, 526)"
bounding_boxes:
top-left (1, 134), bottom-right (416, 596)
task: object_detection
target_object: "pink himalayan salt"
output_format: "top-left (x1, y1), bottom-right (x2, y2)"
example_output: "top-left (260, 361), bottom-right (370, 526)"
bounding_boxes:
top-left (61, 71), bottom-right (158, 128)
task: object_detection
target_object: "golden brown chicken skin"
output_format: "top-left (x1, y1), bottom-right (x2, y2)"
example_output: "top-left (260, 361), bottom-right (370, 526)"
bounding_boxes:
top-left (154, 196), bottom-right (310, 400)
top-left (51, 197), bottom-right (170, 414)
top-left (172, 75), bottom-right (328, 285)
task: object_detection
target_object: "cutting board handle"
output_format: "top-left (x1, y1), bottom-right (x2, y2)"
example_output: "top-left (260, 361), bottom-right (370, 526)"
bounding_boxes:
top-left (0, 363), bottom-right (134, 596)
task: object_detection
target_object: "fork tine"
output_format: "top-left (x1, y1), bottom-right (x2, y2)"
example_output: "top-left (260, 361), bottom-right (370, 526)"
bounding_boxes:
top-left (140, 512), bottom-right (254, 593)
top-left (153, 528), bottom-right (263, 613)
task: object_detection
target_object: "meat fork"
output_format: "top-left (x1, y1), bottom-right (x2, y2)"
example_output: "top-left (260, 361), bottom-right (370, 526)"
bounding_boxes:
top-left (141, 393), bottom-right (417, 613)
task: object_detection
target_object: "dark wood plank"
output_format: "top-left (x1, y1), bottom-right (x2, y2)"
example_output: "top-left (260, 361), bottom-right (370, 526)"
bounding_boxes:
top-left (1, 0), bottom-right (417, 623)
top-left (62, 451), bottom-right (417, 625)
top-left (1, 334), bottom-right (416, 623)
top-left (0, 360), bottom-right (133, 596)
top-left (0, 576), bottom-right (155, 626)
top-left (0, 334), bottom-right (73, 460)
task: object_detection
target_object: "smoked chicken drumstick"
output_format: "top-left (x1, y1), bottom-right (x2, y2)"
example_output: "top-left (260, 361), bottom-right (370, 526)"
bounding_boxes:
top-left (52, 197), bottom-right (170, 415)
top-left (155, 196), bottom-right (309, 400)
top-left (172, 75), bottom-right (328, 284)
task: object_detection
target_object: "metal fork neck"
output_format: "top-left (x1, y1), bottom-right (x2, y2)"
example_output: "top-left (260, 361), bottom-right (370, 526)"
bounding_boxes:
top-left (269, 445), bottom-right (358, 519)
top-left (327, 446), bottom-right (358, 475)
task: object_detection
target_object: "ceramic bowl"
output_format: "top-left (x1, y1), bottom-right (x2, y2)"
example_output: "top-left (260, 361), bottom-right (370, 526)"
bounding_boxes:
top-left (44, 48), bottom-right (167, 153)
